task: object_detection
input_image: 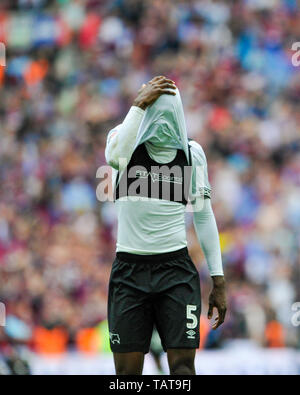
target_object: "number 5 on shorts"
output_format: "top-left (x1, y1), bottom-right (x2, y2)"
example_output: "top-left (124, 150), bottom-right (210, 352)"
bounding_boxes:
top-left (186, 305), bottom-right (197, 329)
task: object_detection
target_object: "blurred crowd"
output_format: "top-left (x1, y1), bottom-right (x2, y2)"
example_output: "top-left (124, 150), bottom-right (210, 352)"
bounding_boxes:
top-left (0, 0), bottom-right (299, 355)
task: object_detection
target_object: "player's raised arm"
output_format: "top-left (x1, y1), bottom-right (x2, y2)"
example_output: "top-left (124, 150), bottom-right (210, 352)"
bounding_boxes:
top-left (105, 76), bottom-right (176, 170)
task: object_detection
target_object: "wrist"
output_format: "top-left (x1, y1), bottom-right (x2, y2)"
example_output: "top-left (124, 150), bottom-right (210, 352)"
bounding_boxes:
top-left (133, 99), bottom-right (147, 110)
top-left (212, 275), bottom-right (225, 288)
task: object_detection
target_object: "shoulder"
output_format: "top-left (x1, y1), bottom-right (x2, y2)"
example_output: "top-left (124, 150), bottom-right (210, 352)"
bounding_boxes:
top-left (188, 139), bottom-right (208, 166)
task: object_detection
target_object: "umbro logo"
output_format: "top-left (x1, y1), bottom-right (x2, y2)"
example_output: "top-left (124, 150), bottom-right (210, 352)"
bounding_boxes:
top-left (186, 329), bottom-right (196, 339)
top-left (109, 332), bottom-right (120, 344)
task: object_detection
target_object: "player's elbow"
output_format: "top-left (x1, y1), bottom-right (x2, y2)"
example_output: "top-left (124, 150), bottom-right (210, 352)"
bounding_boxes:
top-left (106, 156), bottom-right (119, 170)
top-left (105, 148), bottom-right (119, 170)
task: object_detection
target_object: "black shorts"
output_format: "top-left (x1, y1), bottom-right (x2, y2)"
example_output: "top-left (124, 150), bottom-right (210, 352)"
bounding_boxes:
top-left (108, 247), bottom-right (201, 354)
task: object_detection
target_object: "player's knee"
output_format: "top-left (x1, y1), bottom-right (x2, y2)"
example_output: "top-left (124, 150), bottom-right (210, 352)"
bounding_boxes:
top-left (116, 366), bottom-right (142, 375)
top-left (115, 361), bottom-right (143, 375)
top-left (169, 357), bottom-right (195, 375)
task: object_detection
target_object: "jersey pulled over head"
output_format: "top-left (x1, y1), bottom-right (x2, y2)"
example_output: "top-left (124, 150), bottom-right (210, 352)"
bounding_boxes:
top-left (134, 87), bottom-right (190, 163)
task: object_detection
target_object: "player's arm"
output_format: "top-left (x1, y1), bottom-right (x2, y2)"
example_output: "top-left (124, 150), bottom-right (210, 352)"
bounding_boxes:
top-left (105, 76), bottom-right (176, 170)
top-left (189, 141), bottom-right (226, 330)
top-left (192, 199), bottom-right (227, 330)
top-left (105, 107), bottom-right (144, 170)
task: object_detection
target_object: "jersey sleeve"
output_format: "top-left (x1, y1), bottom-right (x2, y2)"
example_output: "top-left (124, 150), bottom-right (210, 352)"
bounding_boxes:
top-left (189, 140), bottom-right (211, 200)
top-left (107, 127), bottom-right (120, 145)
top-left (105, 124), bottom-right (122, 170)
top-left (105, 106), bottom-right (145, 171)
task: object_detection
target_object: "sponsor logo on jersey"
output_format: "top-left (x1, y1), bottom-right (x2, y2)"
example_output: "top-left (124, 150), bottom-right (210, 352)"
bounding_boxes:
top-left (136, 170), bottom-right (183, 184)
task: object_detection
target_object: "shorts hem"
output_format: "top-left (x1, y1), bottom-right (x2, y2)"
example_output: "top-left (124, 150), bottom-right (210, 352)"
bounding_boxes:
top-left (111, 346), bottom-right (150, 354)
top-left (165, 344), bottom-right (199, 350)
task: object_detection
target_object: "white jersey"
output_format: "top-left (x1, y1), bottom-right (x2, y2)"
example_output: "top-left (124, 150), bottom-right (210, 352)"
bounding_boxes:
top-left (105, 99), bottom-right (223, 275)
top-left (115, 197), bottom-right (187, 254)
top-left (106, 130), bottom-right (211, 254)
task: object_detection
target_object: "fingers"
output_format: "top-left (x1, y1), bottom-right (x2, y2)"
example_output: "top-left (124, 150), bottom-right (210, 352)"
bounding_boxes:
top-left (150, 76), bottom-right (176, 85)
top-left (160, 78), bottom-right (176, 85)
top-left (158, 82), bottom-right (176, 90)
top-left (212, 306), bottom-right (227, 330)
top-left (151, 75), bottom-right (164, 81)
top-left (207, 303), bottom-right (213, 320)
top-left (158, 89), bottom-right (176, 96)
top-left (151, 75), bottom-right (168, 82)
top-left (155, 81), bottom-right (177, 96)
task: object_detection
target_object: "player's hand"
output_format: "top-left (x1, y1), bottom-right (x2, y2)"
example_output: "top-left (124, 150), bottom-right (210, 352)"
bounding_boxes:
top-left (133, 76), bottom-right (176, 110)
top-left (208, 276), bottom-right (227, 330)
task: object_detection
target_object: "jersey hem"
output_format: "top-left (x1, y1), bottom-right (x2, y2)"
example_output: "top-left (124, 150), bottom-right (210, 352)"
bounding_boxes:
top-left (116, 243), bottom-right (188, 255)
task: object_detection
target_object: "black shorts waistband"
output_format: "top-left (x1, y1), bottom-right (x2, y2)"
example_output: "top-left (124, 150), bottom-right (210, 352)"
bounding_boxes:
top-left (116, 247), bottom-right (188, 264)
